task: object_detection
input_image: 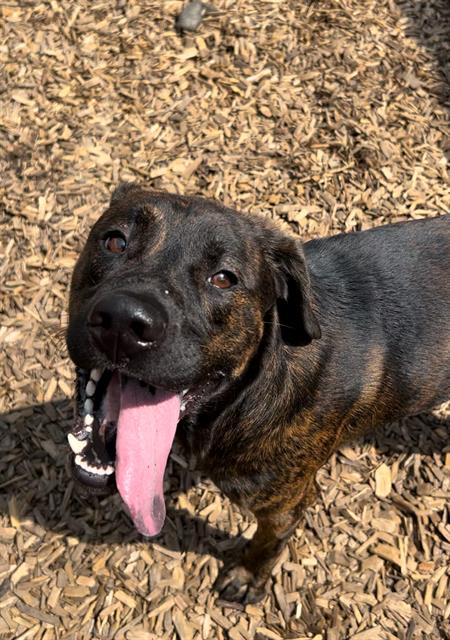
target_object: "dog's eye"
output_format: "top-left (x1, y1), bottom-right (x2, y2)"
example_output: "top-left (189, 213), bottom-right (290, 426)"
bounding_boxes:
top-left (103, 232), bottom-right (127, 254)
top-left (208, 271), bottom-right (238, 289)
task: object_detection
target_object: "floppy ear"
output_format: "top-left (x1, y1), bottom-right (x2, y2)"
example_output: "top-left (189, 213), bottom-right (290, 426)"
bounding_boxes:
top-left (269, 233), bottom-right (321, 346)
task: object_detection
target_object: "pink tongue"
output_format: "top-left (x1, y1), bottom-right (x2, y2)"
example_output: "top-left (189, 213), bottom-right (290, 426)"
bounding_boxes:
top-left (115, 379), bottom-right (181, 537)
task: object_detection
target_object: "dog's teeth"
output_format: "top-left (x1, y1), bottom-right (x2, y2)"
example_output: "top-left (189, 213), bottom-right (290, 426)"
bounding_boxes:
top-left (84, 399), bottom-right (94, 413)
top-left (68, 433), bottom-right (88, 455)
top-left (86, 462), bottom-right (99, 474)
top-left (74, 455), bottom-right (95, 474)
top-left (74, 455), bottom-right (114, 476)
top-left (84, 414), bottom-right (94, 426)
top-left (94, 465), bottom-right (114, 476)
top-left (77, 457), bottom-right (93, 473)
top-left (90, 368), bottom-right (102, 382)
top-left (86, 380), bottom-right (96, 396)
top-left (181, 401), bottom-right (186, 412)
top-left (102, 464), bottom-right (114, 475)
top-left (86, 425), bottom-right (93, 433)
top-left (182, 389), bottom-right (189, 398)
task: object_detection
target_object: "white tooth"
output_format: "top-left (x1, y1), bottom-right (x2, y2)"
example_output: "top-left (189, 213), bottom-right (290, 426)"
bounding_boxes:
top-left (79, 459), bottom-right (91, 473)
top-left (86, 425), bottom-right (93, 433)
top-left (86, 381), bottom-right (96, 396)
top-left (182, 389), bottom-right (189, 397)
top-left (68, 433), bottom-right (87, 455)
top-left (84, 414), bottom-right (94, 426)
top-left (89, 462), bottom-right (112, 476)
top-left (84, 399), bottom-right (94, 413)
top-left (87, 463), bottom-right (99, 474)
top-left (91, 369), bottom-right (102, 382)
top-left (97, 465), bottom-right (114, 476)
top-left (77, 457), bottom-right (94, 474)
top-left (180, 401), bottom-right (186, 412)
top-left (73, 447), bottom-right (114, 477)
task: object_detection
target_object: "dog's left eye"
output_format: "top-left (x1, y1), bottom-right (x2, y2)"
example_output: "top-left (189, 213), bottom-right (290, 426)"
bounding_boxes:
top-left (208, 271), bottom-right (238, 289)
top-left (103, 232), bottom-right (127, 254)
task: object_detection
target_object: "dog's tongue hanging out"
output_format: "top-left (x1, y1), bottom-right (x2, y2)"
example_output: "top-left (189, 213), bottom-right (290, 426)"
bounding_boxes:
top-left (114, 377), bottom-right (181, 537)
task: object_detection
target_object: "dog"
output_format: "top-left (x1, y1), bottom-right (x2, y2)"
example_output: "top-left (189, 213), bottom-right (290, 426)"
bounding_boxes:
top-left (66, 183), bottom-right (450, 602)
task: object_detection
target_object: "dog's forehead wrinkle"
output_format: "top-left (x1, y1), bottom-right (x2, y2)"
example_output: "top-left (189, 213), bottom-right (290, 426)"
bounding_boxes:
top-left (132, 215), bottom-right (242, 267)
top-left (92, 209), bottom-right (129, 233)
top-left (186, 214), bottom-right (254, 256)
top-left (142, 218), bottom-right (268, 294)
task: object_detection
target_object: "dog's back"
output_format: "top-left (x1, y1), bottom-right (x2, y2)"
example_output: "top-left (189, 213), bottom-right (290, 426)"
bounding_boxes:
top-left (304, 214), bottom-right (450, 420)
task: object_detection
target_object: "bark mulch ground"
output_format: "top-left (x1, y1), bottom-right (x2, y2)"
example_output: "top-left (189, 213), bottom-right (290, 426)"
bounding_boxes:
top-left (1, 0), bottom-right (449, 638)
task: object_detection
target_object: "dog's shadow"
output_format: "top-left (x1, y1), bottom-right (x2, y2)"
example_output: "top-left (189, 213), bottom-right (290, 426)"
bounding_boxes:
top-left (399, 0), bottom-right (450, 155)
top-left (0, 397), bottom-right (448, 561)
top-left (0, 398), bottom-right (240, 562)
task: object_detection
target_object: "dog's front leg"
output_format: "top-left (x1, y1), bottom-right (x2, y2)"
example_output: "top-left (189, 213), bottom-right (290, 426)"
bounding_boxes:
top-left (215, 478), bottom-right (317, 603)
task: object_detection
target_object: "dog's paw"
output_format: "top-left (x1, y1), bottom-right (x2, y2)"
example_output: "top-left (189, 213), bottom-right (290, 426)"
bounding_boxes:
top-left (214, 565), bottom-right (266, 604)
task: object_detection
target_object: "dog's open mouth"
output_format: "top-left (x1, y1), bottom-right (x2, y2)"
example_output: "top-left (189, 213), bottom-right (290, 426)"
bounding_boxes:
top-left (68, 368), bottom-right (187, 537)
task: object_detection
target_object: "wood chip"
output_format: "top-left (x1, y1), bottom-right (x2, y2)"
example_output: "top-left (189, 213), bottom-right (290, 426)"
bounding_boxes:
top-left (115, 590), bottom-right (137, 609)
top-left (374, 463), bottom-right (392, 498)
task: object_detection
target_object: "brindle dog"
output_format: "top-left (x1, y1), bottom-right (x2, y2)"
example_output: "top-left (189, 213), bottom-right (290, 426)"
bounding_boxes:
top-left (66, 183), bottom-right (450, 602)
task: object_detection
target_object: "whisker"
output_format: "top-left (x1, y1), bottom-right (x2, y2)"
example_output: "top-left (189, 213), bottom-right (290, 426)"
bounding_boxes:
top-left (263, 320), bottom-right (296, 331)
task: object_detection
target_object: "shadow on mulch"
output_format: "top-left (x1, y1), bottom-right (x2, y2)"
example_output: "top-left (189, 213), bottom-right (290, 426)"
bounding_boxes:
top-left (397, 0), bottom-right (450, 157)
top-left (0, 397), bottom-right (448, 556)
top-left (0, 398), bottom-right (239, 563)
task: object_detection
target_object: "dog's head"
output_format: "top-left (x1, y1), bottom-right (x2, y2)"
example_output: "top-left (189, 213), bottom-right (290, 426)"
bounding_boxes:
top-left (66, 183), bottom-right (320, 536)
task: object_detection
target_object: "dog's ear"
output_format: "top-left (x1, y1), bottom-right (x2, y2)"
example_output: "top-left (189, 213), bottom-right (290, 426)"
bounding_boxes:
top-left (267, 231), bottom-right (321, 346)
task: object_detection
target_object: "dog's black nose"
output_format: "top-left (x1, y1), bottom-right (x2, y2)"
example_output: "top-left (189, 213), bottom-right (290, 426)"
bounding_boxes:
top-left (88, 291), bottom-right (168, 362)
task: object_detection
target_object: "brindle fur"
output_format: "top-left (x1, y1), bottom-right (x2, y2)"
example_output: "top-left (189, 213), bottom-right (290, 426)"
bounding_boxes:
top-left (67, 183), bottom-right (450, 602)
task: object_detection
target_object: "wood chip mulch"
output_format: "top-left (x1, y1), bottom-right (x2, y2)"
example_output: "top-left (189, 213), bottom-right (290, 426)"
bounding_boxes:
top-left (1, 0), bottom-right (449, 638)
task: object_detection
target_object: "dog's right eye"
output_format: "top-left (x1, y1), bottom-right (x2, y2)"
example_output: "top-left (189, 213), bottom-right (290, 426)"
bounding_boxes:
top-left (208, 270), bottom-right (238, 289)
top-left (103, 232), bottom-right (127, 254)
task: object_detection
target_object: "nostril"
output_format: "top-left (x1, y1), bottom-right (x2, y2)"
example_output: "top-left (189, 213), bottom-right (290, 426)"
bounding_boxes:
top-left (90, 310), bottom-right (112, 330)
top-left (129, 317), bottom-right (165, 343)
top-left (130, 319), bottom-right (149, 342)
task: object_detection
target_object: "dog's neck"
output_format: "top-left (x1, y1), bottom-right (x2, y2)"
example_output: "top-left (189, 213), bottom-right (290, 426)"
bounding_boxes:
top-left (184, 308), bottom-right (322, 469)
